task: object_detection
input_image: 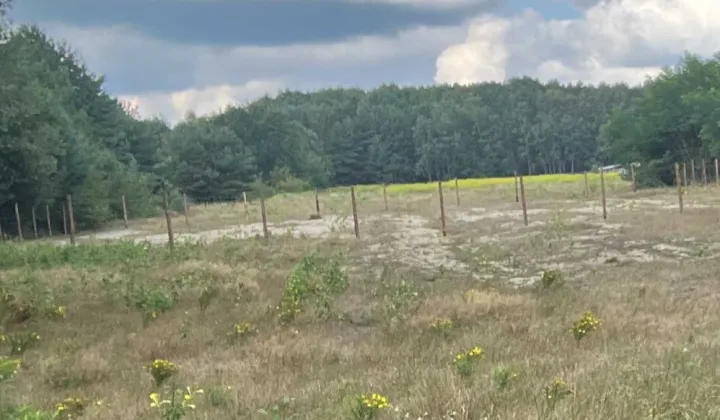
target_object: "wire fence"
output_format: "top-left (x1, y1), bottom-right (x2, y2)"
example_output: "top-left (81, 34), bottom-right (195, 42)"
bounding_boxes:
top-left (0, 159), bottom-right (717, 247)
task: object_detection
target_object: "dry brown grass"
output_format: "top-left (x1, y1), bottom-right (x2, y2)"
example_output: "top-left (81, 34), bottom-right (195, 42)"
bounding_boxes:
top-left (4, 180), bottom-right (720, 419)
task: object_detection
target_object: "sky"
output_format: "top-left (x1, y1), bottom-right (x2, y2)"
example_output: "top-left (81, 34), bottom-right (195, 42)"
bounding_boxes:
top-left (8, 0), bottom-right (720, 123)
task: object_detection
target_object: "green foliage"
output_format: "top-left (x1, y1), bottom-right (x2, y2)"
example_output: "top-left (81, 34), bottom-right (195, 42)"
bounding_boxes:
top-left (276, 253), bottom-right (348, 324)
top-left (124, 283), bottom-right (176, 326)
top-left (603, 53), bottom-right (720, 184)
top-left (0, 241), bottom-right (197, 270)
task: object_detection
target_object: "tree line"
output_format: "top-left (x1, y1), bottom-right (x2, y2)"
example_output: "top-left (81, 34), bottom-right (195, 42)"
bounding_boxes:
top-left (1, 2), bottom-right (718, 233)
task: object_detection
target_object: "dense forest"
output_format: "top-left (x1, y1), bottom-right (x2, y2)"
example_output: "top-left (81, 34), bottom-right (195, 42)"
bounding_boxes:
top-left (2, 0), bottom-right (720, 233)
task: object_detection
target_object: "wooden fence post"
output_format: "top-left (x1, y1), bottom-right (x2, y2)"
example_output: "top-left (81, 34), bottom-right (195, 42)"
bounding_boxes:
top-left (715, 158), bottom-right (719, 186)
top-left (454, 178), bottom-right (460, 207)
top-left (683, 163), bottom-right (688, 189)
top-left (702, 160), bottom-right (708, 187)
top-left (45, 204), bottom-right (52, 237)
top-left (31, 207), bottom-right (38, 238)
top-left (675, 163), bottom-right (683, 212)
top-left (350, 187), bottom-right (360, 239)
top-left (315, 189), bottom-right (320, 215)
top-left (121, 195), bottom-right (129, 229)
top-left (383, 183), bottom-right (388, 211)
top-left (630, 165), bottom-right (637, 193)
top-left (163, 189), bottom-right (174, 250)
top-left (584, 172), bottom-right (589, 197)
top-left (242, 191), bottom-right (249, 220)
top-left (514, 171), bottom-right (519, 202)
top-left (260, 198), bottom-right (269, 244)
top-left (519, 175), bottom-right (528, 226)
top-left (14, 203), bottom-right (22, 241)
top-left (66, 194), bottom-right (76, 245)
top-left (438, 181), bottom-right (447, 237)
top-left (600, 168), bottom-right (607, 220)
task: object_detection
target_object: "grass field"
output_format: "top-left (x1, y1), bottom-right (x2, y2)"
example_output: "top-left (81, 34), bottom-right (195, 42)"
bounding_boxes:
top-left (4, 173), bottom-right (720, 419)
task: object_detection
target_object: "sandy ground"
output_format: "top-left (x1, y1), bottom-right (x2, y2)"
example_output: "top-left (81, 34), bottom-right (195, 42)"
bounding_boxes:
top-left (51, 190), bottom-right (720, 289)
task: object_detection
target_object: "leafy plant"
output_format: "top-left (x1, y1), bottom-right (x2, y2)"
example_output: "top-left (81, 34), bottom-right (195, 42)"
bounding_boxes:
top-left (540, 270), bottom-right (564, 289)
top-left (429, 318), bottom-right (454, 338)
top-left (198, 285), bottom-right (219, 315)
top-left (543, 377), bottom-right (572, 412)
top-left (4, 332), bottom-right (40, 355)
top-left (149, 359), bottom-right (179, 388)
top-left (351, 393), bottom-right (390, 420)
top-left (227, 322), bottom-right (256, 344)
top-left (570, 311), bottom-right (601, 340)
top-left (257, 396), bottom-right (296, 419)
top-left (277, 253), bottom-right (348, 324)
top-left (452, 346), bottom-right (484, 378)
top-left (149, 387), bottom-right (203, 420)
top-left (493, 365), bottom-right (519, 390)
top-left (0, 357), bottom-right (21, 381)
top-left (124, 284), bottom-right (175, 326)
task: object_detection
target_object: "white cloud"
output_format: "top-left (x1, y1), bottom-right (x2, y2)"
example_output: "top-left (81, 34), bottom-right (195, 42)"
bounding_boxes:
top-left (39, 21), bottom-right (466, 121)
top-left (119, 80), bottom-right (286, 123)
top-left (38, 0), bottom-right (720, 123)
top-left (435, 0), bottom-right (720, 85)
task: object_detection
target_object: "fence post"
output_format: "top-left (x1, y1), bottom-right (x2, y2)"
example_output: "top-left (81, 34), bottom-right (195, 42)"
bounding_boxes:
top-left (315, 189), bottom-right (320, 215)
top-left (350, 187), bottom-right (360, 239)
top-left (45, 204), bottom-right (52, 237)
top-left (630, 165), bottom-right (637, 193)
top-left (121, 195), bottom-right (129, 229)
top-left (260, 198), bottom-right (269, 244)
top-left (715, 158), bottom-right (719, 186)
top-left (383, 183), bottom-right (388, 211)
top-left (66, 194), bottom-right (76, 245)
top-left (31, 207), bottom-right (38, 238)
top-left (683, 163), bottom-right (688, 189)
top-left (163, 189), bottom-right (174, 250)
top-left (519, 175), bottom-right (528, 226)
top-left (242, 191), bottom-right (249, 220)
top-left (14, 202), bottom-right (22, 241)
top-left (454, 178), bottom-right (460, 207)
top-left (675, 163), bottom-right (683, 212)
top-left (514, 171), bottom-right (519, 202)
top-left (584, 172), bottom-right (589, 197)
top-left (702, 160), bottom-right (708, 187)
top-left (600, 167), bottom-right (607, 220)
top-left (438, 181), bottom-right (447, 237)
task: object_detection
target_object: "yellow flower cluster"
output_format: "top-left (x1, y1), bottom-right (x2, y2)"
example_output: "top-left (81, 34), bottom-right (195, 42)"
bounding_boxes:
top-left (545, 377), bottom-right (572, 402)
top-left (570, 311), bottom-right (601, 340)
top-left (149, 386), bottom-right (204, 411)
top-left (360, 393), bottom-right (390, 409)
top-left (149, 359), bottom-right (179, 387)
top-left (452, 346), bottom-right (485, 377)
top-left (455, 345), bottom-right (484, 362)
